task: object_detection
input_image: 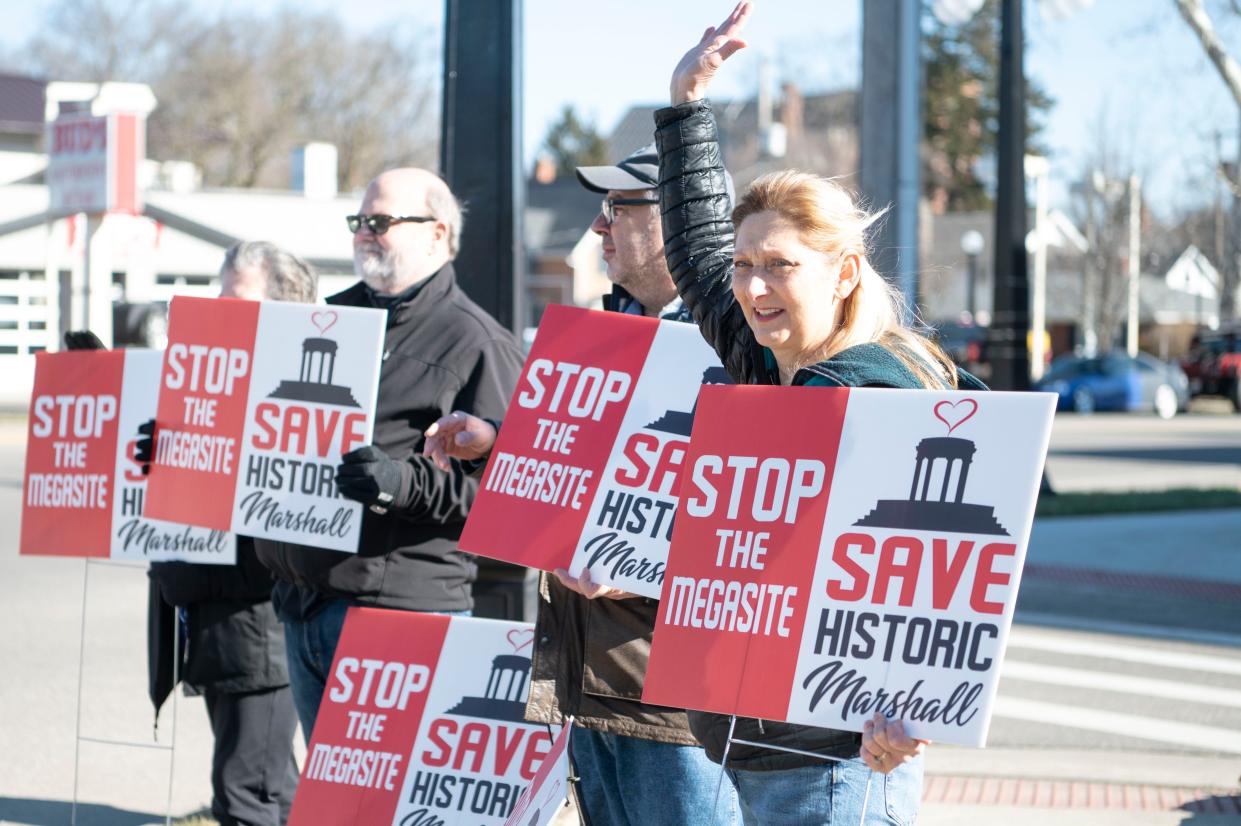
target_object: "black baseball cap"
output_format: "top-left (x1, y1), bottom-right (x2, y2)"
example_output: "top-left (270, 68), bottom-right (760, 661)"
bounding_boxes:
top-left (576, 144), bottom-right (658, 193)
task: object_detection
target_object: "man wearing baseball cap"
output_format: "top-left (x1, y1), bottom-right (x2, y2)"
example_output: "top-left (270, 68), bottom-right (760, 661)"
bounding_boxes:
top-left (523, 145), bottom-right (739, 824)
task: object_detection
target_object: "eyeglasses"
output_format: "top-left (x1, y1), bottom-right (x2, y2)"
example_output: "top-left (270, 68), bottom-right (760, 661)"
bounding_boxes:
top-left (346, 214), bottom-right (436, 235)
top-left (600, 197), bottom-right (659, 225)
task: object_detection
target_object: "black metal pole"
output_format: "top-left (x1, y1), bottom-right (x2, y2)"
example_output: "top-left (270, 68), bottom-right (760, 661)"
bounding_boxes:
top-left (440, 0), bottom-right (525, 333)
top-left (967, 252), bottom-right (978, 318)
top-left (440, 1), bottom-right (536, 622)
top-left (989, 0), bottom-right (1031, 390)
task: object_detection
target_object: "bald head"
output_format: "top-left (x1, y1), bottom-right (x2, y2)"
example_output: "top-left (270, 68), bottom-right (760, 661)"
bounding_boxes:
top-left (353, 168), bottom-right (464, 294)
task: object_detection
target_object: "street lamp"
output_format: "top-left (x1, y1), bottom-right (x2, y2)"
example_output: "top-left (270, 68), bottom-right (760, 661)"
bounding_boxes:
top-left (960, 229), bottom-right (985, 320)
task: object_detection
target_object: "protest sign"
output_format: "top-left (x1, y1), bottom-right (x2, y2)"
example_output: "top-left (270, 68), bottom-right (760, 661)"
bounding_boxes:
top-left (643, 385), bottom-right (1056, 747)
top-left (502, 721), bottom-right (571, 826)
top-left (458, 304), bottom-right (725, 597)
top-left (21, 349), bottom-right (235, 562)
top-left (289, 610), bottom-right (553, 826)
top-left (144, 297), bottom-right (385, 552)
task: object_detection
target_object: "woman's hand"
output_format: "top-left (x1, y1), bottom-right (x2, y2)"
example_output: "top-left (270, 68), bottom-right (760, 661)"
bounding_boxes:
top-left (422, 411), bottom-right (497, 471)
top-left (553, 568), bottom-right (638, 601)
top-left (860, 713), bottom-right (930, 775)
top-left (670, 1), bottom-right (752, 104)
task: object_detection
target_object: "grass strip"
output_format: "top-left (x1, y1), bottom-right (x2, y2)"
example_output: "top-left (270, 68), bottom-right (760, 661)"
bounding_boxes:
top-left (1036, 487), bottom-right (1241, 518)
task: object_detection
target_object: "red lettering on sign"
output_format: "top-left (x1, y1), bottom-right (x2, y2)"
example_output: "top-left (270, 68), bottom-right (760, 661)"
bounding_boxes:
top-left (970, 543), bottom-right (1017, 615)
top-left (827, 533), bottom-right (1017, 613)
top-left (250, 402), bottom-right (366, 458)
top-left (415, 718), bottom-right (550, 781)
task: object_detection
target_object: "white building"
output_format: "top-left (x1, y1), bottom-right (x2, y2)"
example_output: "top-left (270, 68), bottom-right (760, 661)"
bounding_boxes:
top-left (0, 76), bottom-right (361, 407)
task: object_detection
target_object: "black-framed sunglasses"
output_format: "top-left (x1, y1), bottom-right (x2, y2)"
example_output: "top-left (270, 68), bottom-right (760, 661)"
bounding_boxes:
top-left (601, 197), bottom-right (659, 225)
top-left (346, 213), bottom-right (436, 235)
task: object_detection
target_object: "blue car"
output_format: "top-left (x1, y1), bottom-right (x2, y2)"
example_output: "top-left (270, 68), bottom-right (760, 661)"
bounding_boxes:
top-left (1035, 351), bottom-right (1190, 419)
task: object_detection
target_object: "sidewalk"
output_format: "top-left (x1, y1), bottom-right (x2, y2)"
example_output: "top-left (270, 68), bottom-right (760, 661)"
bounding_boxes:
top-left (921, 747), bottom-right (1241, 824)
top-left (919, 507), bottom-right (1241, 825)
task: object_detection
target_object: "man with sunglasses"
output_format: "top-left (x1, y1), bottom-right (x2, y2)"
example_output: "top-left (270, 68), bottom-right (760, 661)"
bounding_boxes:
top-left (254, 168), bottom-right (524, 736)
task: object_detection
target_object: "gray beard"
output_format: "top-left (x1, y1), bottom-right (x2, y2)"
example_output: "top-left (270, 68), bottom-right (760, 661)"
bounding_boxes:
top-left (354, 245), bottom-right (406, 293)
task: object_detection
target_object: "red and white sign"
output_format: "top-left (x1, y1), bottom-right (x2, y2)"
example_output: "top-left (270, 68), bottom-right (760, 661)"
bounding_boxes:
top-left (46, 112), bottom-right (144, 214)
top-left (143, 297), bottom-right (385, 552)
top-left (459, 304), bottom-right (725, 597)
top-left (503, 721), bottom-right (571, 826)
top-left (21, 349), bottom-right (235, 563)
top-left (289, 610), bottom-right (553, 826)
top-left (643, 385), bottom-right (1056, 747)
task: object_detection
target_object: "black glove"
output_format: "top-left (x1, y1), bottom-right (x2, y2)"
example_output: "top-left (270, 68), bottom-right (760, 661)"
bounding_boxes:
top-left (64, 330), bottom-right (106, 351)
top-left (335, 445), bottom-right (412, 514)
top-left (135, 419), bottom-right (156, 476)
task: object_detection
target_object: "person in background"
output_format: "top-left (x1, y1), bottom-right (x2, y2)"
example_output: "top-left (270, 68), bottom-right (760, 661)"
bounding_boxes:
top-left (71, 239), bottom-right (315, 826)
top-left (422, 144), bottom-right (741, 826)
top-left (253, 168), bottom-right (525, 738)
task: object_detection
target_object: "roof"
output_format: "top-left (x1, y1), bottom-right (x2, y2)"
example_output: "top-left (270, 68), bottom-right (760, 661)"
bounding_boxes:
top-left (144, 188), bottom-right (360, 272)
top-left (0, 74), bottom-right (47, 137)
top-left (525, 177), bottom-right (600, 255)
top-left (606, 88), bottom-right (860, 187)
top-left (605, 106), bottom-right (660, 164)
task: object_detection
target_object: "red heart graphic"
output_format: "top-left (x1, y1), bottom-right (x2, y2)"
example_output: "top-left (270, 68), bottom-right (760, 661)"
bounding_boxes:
top-left (311, 310), bottom-right (338, 336)
top-left (506, 628), bottom-right (535, 653)
top-left (933, 398), bottom-right (978, 435)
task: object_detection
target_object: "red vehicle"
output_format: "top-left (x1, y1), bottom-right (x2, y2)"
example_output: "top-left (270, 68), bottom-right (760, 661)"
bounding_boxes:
top-left (1181, 324), bottom-right (1241, 411)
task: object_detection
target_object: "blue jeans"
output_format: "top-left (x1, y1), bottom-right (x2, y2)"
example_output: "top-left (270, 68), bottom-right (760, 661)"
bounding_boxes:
top-left (570, 727), bottom-right (739, 826)
top-left (283, 599), bottom-right (470, 743)
top-left (726, 756), bottom-right (923, 826)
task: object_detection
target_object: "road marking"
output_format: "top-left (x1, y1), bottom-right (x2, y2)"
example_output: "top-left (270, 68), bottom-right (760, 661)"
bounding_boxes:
top-left (992, 696), bottom-right (1241, 754)
top-left (1000, 659), bottom-right (1241, 708)
top-left (1008, 626), bottom-right (1241, 676)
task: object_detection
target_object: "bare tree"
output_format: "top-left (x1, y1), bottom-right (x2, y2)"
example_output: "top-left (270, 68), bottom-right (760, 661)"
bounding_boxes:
top-left (26, 0), bottom-right (191, 84)
top-left (1176, 0), bottom-right (1241, 108)
top-left (24, 1), bottom-right (439, 190)
top-left (1070, 110), bottom-right (1146, 352)
top-left (1175, 0), bottom-right (1241, 317)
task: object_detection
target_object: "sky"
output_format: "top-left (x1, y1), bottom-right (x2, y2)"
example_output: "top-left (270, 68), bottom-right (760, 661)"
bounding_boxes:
top-left (1, 0), bottom-right (1238, 218)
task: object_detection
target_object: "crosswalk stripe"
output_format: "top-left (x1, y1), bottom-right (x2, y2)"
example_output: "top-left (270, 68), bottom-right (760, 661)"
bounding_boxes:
top-left (1007, 626), bottom-right (1241, 676)
top-left (1001, 659), bottom-right (1241, 708)
top-left (992, 696), bottom-right (1241, 755)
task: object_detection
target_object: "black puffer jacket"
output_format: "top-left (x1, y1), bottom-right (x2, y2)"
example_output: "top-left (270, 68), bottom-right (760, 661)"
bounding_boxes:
top-left (654, 99), bottom-right (985, 771)
top-left (255, 264), bottom-right (524, 615)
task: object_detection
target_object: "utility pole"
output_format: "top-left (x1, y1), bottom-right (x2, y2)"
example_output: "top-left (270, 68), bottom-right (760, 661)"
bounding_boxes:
top-left (1027, 155), bottom-right (1049, 379)
top-left (1081, 178), bottom-right (1098, 355)
top-left (989, 0), bottom-right (1030, 389)
top-left (1126, 174), bottom-right (1142, 356)
top-left (860, 0), bottom-right (921, 318)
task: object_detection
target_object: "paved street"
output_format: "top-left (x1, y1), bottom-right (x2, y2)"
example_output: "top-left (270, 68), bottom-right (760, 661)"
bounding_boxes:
top-left (1044, 404), bottom-right (1241, 492)
top-left (1, 411), bottom-right (1239, 824)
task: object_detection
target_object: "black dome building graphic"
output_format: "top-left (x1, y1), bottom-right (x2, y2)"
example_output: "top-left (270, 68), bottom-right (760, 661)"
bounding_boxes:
top-left (645, 366), bottom-right (733, 436)
top-left (854, 432), bottom-right (1009, 536)
top-left (444, 654), bottom-right (531, 723)
top-left (268, 334), bottom-right (361, 407)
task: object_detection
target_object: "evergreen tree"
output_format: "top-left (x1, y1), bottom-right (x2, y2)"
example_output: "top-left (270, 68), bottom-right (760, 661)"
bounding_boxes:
top-left (541, 105), bottom-right (609, 177)
top-left (923, 0), bottom-right (1055, 212)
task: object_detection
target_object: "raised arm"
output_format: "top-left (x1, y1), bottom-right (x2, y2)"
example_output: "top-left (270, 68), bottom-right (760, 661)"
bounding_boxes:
top-left (656, 2), bottom-right (768, 384)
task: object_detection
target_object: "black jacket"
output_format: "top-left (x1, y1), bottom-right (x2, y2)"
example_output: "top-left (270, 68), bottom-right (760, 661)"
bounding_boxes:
top-left (148, 537), bottom-right (288, 712)
top-left (655, 99), bottom-right (986, 771)
top-left (524, 287), bottom-right (701, 746)
top-left (254, 264), bottom-right (524, 615)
